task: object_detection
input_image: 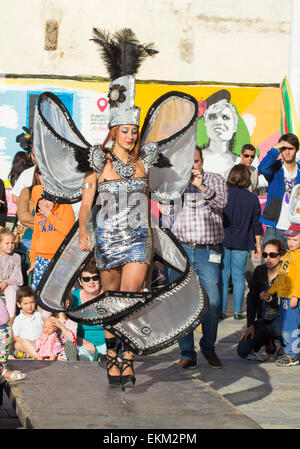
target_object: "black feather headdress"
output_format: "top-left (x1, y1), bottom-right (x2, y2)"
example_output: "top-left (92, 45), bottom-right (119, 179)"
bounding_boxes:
top-left (91, 28), bottom-right (158, 81)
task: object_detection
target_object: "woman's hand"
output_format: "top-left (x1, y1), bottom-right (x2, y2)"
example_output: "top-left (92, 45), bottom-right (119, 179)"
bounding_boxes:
top-left (79, 227), bottom-right (93, 251)
top-left (38, 200), bottom-right (53, 218)
top-left (48, 316), bottom-right (61, 328)
top-left (259, 291), bottom-right (271, 301)
top-left (240, 325), bottom-right (255, 341)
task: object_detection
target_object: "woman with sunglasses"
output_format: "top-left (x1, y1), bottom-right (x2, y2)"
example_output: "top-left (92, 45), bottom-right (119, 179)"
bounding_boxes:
top-left (220, 164), bottom-right (263, 319)
top-left (237, 239), bottom-right (285, 360)
top-left (71, 260), bottom-right (105, 362)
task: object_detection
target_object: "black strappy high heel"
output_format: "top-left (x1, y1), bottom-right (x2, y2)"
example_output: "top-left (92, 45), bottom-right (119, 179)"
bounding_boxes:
top-left (106, 352), bottom-right (121, 387)
top-left (121, 357), bottom-right (136, 388)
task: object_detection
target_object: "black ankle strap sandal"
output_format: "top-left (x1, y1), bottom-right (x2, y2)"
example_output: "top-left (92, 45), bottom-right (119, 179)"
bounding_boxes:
top-left (121, 358), bottom-right (136, 388)
top-left (106, 352), bottom-right (121, 387)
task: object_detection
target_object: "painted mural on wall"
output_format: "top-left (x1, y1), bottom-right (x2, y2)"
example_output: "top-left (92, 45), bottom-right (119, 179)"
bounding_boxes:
top-left (0, 77), bottom-right (281, 185)
top-left (0, 78), bottom-right (111, 181)
top-left (197, 89), bottom-right (251, 176)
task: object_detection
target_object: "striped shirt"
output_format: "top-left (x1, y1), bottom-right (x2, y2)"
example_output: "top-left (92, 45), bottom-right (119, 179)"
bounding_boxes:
top-left (162, 171), bottom-right (227, 245)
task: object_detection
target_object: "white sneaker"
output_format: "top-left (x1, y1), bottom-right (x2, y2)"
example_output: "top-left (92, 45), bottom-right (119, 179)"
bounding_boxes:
top-left (247, 350), bottom-right (267, 362)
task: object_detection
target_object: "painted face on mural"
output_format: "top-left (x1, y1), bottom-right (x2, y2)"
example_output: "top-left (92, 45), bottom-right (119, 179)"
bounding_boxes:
top-left (205, 102), bottom-right (238, 143)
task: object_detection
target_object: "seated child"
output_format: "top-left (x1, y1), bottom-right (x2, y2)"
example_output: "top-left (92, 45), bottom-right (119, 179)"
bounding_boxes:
top-left (0, 297), bottom-right (26, 380)
top-left (12, 286), bottom-right (43, 359)
top-left (35, 317), bottom-right (63, 361)
top-left (49, 293), bottom-right (78, 362)
top-left (0, 229), bottom-right (23, 323)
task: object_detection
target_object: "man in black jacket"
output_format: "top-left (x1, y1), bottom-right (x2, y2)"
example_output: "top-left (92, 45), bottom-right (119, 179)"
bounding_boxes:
top-left (237, 239), bottom-right (285, 361)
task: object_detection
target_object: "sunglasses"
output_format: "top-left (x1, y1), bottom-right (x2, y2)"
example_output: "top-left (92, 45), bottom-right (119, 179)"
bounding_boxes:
top-left (243, 154), bottom-right (255, 159)
top-left (280, 146), bottom-right (295, 151)
top-left (262, 252), bottom-right (280, 259)
top-left (80, 275), bottom-right (100, 283)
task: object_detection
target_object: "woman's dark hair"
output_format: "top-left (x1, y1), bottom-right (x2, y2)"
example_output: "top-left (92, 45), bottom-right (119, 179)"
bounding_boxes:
top-left (28, 165), bottom-right (42, 195)
top-left (262, 239), bottom-right (286, 256)
top-left (278, 133), bottom-right (299, 151)
top-left (8, 151), bottom-right (34, 187)
top-left (226, 164), bottom-right (251, 189)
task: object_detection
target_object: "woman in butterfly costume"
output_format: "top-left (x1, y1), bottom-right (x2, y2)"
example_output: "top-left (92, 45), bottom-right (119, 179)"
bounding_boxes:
top-left (33, 29), bottom-right (209, 389)
top-left (77, 30), bottom-right (163, 387)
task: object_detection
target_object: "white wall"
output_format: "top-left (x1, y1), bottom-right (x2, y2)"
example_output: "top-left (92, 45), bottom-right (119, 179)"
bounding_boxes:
top-left (0, 0), bottom-right (291, 84)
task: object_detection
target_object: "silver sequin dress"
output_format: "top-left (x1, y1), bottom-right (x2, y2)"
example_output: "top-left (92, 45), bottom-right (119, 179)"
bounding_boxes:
top-left (94, 177), bottom-right (153, 270)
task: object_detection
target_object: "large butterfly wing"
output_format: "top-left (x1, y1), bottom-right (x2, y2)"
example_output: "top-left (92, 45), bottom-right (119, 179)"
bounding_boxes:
top-left (141, 91), bottom-right (198, 201)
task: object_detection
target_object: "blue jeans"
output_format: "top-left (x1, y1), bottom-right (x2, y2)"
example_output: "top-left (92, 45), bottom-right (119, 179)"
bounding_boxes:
top-left (165, 244), bottom-right (221, 361)
top-left (280, 298), bottom-right (300, 357)
top-left (18, 238), bottom-right (32, 252)
top-left (220, 247), bottom-right (249, 313)
top-left (262, 226), bottom-right (288, 250)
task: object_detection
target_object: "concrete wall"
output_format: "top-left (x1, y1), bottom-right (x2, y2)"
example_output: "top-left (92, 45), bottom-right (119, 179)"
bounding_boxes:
top-left (0, 0), bottom-right (291, 84)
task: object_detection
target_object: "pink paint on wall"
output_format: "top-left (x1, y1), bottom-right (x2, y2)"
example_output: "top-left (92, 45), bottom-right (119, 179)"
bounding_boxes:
top-left (259, 195), bottom-right (267, 235)
top-left (258, 130), bottom-right (281, 162)
top-left (5, 188), bottom-right (17, 217)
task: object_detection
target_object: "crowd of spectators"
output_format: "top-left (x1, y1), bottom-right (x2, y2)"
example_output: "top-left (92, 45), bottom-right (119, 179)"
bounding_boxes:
top-left (1, 130), bottom-right (300, 381)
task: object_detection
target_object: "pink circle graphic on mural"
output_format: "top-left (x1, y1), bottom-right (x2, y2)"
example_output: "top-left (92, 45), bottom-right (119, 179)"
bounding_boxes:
top-left (97, 98), bottom-right (108, 113)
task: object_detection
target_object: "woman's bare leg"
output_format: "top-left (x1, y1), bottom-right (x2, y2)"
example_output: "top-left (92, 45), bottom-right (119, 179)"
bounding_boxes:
top-left (120, 263), bottom-right (149, 292)
top-left (120, 263), bottom-right (149, 377)
top-left (101, 267), bottom-right (121, 341)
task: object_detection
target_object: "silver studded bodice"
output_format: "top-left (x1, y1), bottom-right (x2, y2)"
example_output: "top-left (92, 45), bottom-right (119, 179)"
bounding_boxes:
top-left (94, 177), bottom-right (152, 269)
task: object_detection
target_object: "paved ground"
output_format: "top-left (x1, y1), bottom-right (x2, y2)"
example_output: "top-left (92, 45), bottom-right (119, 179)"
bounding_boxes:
top-left (202, 315), bottom-right (300, 429)
top-left (1, 345), bottom-right (260, 429)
